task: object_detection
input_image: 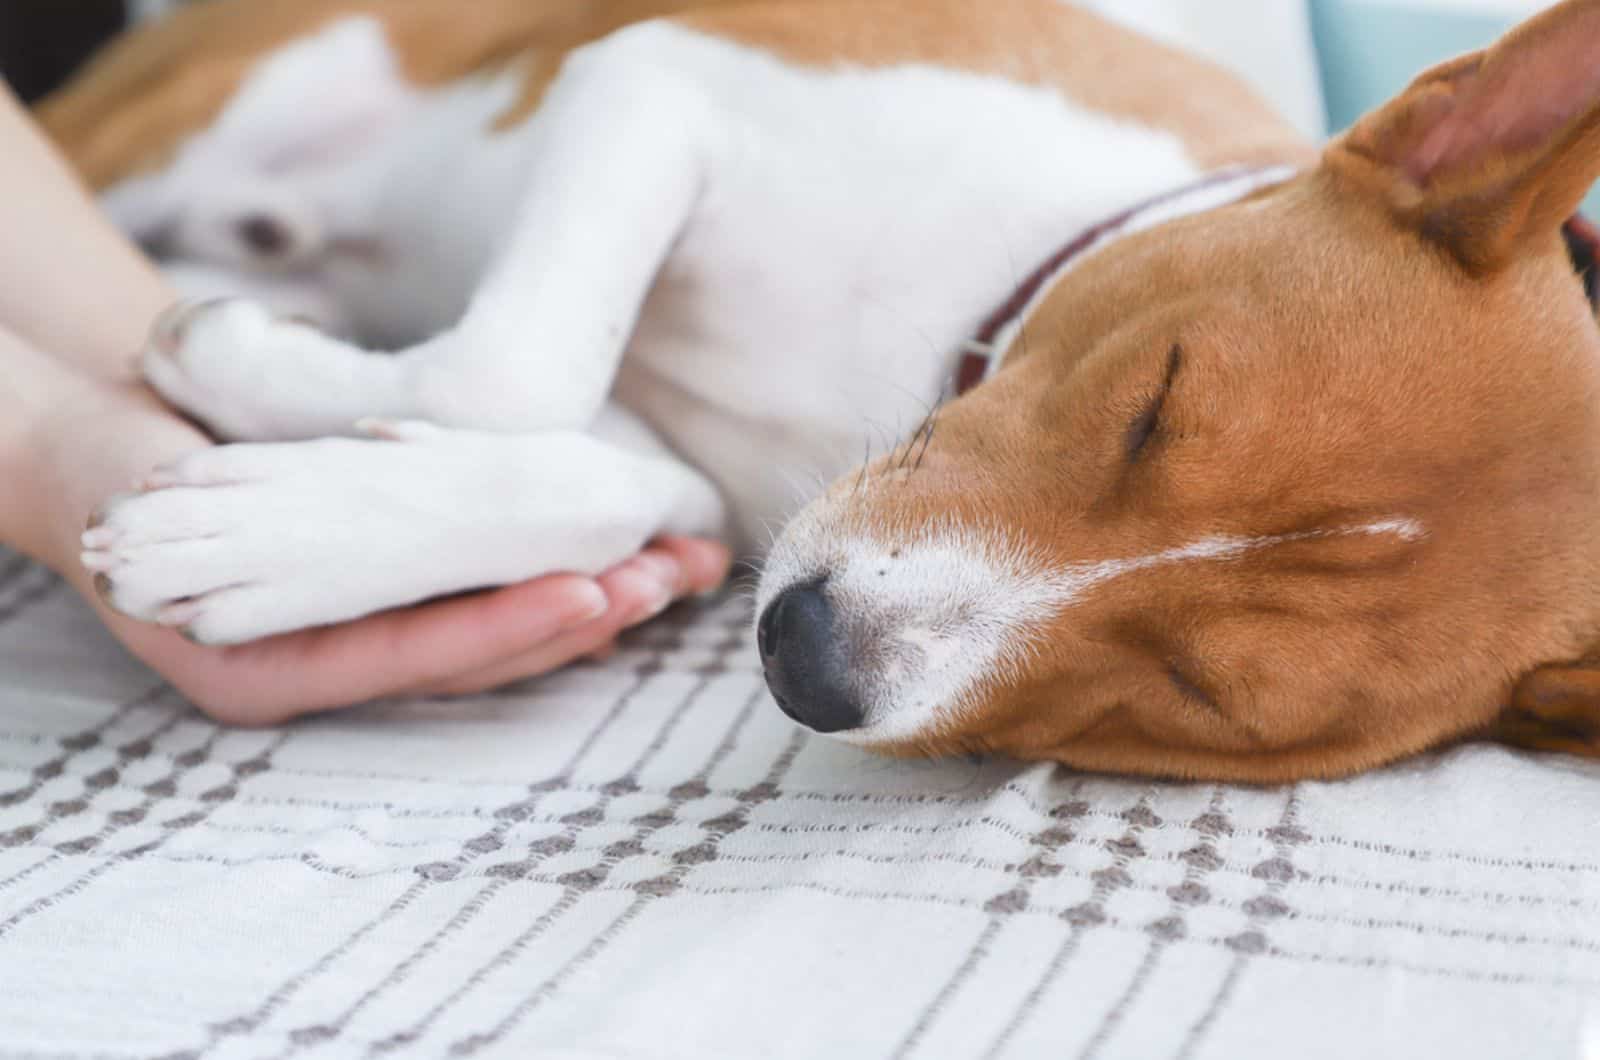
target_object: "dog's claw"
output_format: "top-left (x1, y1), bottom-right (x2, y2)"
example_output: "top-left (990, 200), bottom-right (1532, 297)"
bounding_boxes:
top-left (80, 551), bottom-right (115, 573)
top-left (149, 298), bottom-right (232, 357)
top-left (156, 599), bottom-right (205, 629)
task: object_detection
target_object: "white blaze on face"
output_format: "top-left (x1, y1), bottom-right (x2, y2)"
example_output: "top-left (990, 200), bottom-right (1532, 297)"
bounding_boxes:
top-left (1046, 518), bottom-right (1427, 603)
top-left (758, 510), bottom-right (1070, 744)
top-left (758, 509), bottom-right (1425, 744)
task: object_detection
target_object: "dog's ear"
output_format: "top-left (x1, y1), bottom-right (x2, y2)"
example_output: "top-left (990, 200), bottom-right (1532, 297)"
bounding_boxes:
top-left (1495, 660), bottom-right (1600, 758)
top-left (1330, 0), bottom-right (1600, 273)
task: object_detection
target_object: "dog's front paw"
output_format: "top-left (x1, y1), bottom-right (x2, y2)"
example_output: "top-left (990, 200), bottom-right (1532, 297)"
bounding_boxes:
top-left (79, 443), bottom-right (386, 645)
top-left (141, 299), bottom-right (366, 443)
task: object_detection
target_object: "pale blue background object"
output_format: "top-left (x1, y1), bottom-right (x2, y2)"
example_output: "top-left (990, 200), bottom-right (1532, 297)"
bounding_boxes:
top-left (1309, 0), bottom-right (1600, 214)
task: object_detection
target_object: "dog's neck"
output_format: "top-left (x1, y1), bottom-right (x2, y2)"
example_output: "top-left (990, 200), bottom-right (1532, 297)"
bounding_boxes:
top-left (954, 165), bottom-right (1299, 394)
top-left (955, 170), bottom-right (1600, 396)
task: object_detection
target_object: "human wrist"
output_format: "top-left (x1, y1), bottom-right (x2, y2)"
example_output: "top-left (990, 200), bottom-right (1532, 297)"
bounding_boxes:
top-left (10, 377), bottom-right (207, 578)
top-left (0, 333), bottom-right (92, 565)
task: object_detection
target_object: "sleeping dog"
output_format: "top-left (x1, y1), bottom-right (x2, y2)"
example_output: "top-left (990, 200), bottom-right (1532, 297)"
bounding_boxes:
top-left (41, 0), bottom-right (1600, 780)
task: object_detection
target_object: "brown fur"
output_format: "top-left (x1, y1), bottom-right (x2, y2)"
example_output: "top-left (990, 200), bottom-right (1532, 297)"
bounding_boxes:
top-left (826, 0), bottom-right (1600, 780)
top-left (37, 0), bottom-right (746, 188)
top-left (35, 0), bottom-right (1600, 779)
top-left (38, 0), bottom-right (1311, 190)
top-left (672, 0), bottom-right (1312, 171)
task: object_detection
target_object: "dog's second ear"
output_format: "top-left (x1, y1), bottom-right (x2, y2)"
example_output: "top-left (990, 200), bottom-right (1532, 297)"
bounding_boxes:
top-left (1495, 661), bottom-right (1600, 758)
top-left (1330, 0), bottom-right (1600, 273)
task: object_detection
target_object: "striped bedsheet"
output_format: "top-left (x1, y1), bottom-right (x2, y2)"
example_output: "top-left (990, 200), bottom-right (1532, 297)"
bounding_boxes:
top-left (0, 548), bottom-right (1596, 1058)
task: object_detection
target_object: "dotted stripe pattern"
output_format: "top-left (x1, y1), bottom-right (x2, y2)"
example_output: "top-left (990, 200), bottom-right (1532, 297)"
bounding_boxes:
top-left (0, 548), bottom-right (1595, 1058)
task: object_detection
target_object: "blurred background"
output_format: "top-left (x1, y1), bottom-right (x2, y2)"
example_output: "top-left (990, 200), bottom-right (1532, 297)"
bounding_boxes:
top-left (0, 0), bottom-right (1585, 205)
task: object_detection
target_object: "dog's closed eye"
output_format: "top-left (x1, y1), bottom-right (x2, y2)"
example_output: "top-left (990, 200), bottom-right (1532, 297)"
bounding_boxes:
top-left (1167, 659), bottom-right (1223, 716)
top-left (1124, 343), bottom-right (1183, 459)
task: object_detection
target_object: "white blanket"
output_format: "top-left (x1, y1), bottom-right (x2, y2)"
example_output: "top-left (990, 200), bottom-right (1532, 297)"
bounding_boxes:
top-left (1, 548), bottom-right (1597, 1058)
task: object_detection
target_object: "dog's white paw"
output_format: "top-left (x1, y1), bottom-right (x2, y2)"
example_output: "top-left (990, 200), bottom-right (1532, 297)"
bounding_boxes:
top-left (141, 299), bottom-right (382, 443)
top-left (77, 426), bottom-right (660, 645)
top-left (79, 438), bottom-right (428, 645)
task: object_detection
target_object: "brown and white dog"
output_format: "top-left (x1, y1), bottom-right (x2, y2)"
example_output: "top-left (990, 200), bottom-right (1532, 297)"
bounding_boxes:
top-left (40, 0), bottom-right (1600, 781)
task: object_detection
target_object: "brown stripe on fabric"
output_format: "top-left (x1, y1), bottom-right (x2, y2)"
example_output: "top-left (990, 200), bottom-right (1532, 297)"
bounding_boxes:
top-left (0, 703), bottom-right (187, 897)
top-left (185, 624), bottom-right (713, 1060)
top-left (1176, 787), bottom-right (1305, 1060)
top-left (755, 796), bottom-right (1600, 875)
top-left (188, 785), bottom-right (1600, 924)
top-left (661, 778), bottom-right (1600, 876)
top-left (0, 729), bottom-right (289, 943)
top-left (49, 829), bottom-right (1592, 992)
top-left (0, 682), bottom-right (169, 815)
top-left (895, 919), bottom-right (1006, 1060)
top-left (361, 886), bottom-right (582, 1056)
top-left (980, 787), bottom-right (1161, 1060)
top-left (1261, 944), bottom-right (1600, 989)
top-left (47, 833), bottom-right (1600, 964)
top-left (206, 882), bottom-right (438, 1052)
top-left (266, 612), bottom-right (756, 1058)
top-left (1077, 788), bottom-right (1229, 1060)
top-left (285, 680), bottom-right (769, 1060)
top-left (365, 637), bottom-right (771, 1054)
top-left (260, 874), bottom-right (510, 1060)
top-left (196, 704), bottom-right (665, 1056)
top-left (208, 775), bottom-right (1600, 878)
top-left (0, 849), bottom-right (60, 898)
top-left (448, 894), bottom-right (652, 1058)
top-left (892, 775), bottom-right (1089, 1060)
top-left (444, 727), bottom-right (809, 1057)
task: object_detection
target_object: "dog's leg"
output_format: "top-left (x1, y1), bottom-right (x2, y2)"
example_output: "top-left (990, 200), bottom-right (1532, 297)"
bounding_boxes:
top-left (159, 262), bottom-right (355, 338)
top-left (103, 16), bottom-right (420, 270)
top-left (142, 27), bottom-right (715, 441)
top-left (81, 405), bottom-right (726, 645)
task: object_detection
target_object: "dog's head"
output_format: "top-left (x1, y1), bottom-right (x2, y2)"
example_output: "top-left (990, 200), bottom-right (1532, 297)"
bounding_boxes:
top-left (760, 0), bottom-right (1600, 781)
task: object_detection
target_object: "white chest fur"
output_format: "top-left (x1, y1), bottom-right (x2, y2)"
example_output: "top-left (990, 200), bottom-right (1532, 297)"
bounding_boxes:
top-left (608, 27), bottom-right (1204, 540)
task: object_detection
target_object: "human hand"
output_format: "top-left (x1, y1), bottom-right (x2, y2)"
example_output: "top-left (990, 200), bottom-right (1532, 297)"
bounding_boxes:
top-left (12, 359), bottom-right (730, 724)
top-left (96, 535), bottom-right (730, 724)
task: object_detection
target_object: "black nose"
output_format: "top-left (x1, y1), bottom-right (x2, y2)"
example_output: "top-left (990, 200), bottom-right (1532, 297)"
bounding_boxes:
top-left (758, 582), bottom-right (863, 734)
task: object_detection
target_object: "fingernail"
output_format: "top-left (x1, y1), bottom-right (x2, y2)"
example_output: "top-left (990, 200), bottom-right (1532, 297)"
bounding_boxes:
top-left (638, 583), bottom-right (674, 622)
top-left (613, 570), bottom-right (674, 625)
top-left (569, 581), bottom-right (610, 624)
top-left (80, 551), bottom-right (114, 573)
top-left (156, 600), bottom-right (203, 627)
top-left (631, 553), bottom-right (683, 593)
top-left (81, 527), bottom-right (118, 549)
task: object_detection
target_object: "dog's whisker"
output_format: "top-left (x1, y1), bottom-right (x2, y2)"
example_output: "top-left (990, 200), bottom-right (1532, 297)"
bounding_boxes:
top-left (912, 411), bottom-right (938, 473)
top-left (903, 383), bottom-right (946, 474)
top-left (854, 436), bottom-right (872, 495)
top-left (899, 387), bottom-right (943, 473)
top-left (864, 416), bottom-right (899, 465)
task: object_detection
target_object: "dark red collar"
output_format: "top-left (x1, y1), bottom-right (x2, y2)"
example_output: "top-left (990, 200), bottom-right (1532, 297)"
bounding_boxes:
top-left (1564, 214), bottom-right (1600, 308)
top-left (954, 166), bottom-right (1291, 395)
top-left (954, 175), bottom-right (1600, 397)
